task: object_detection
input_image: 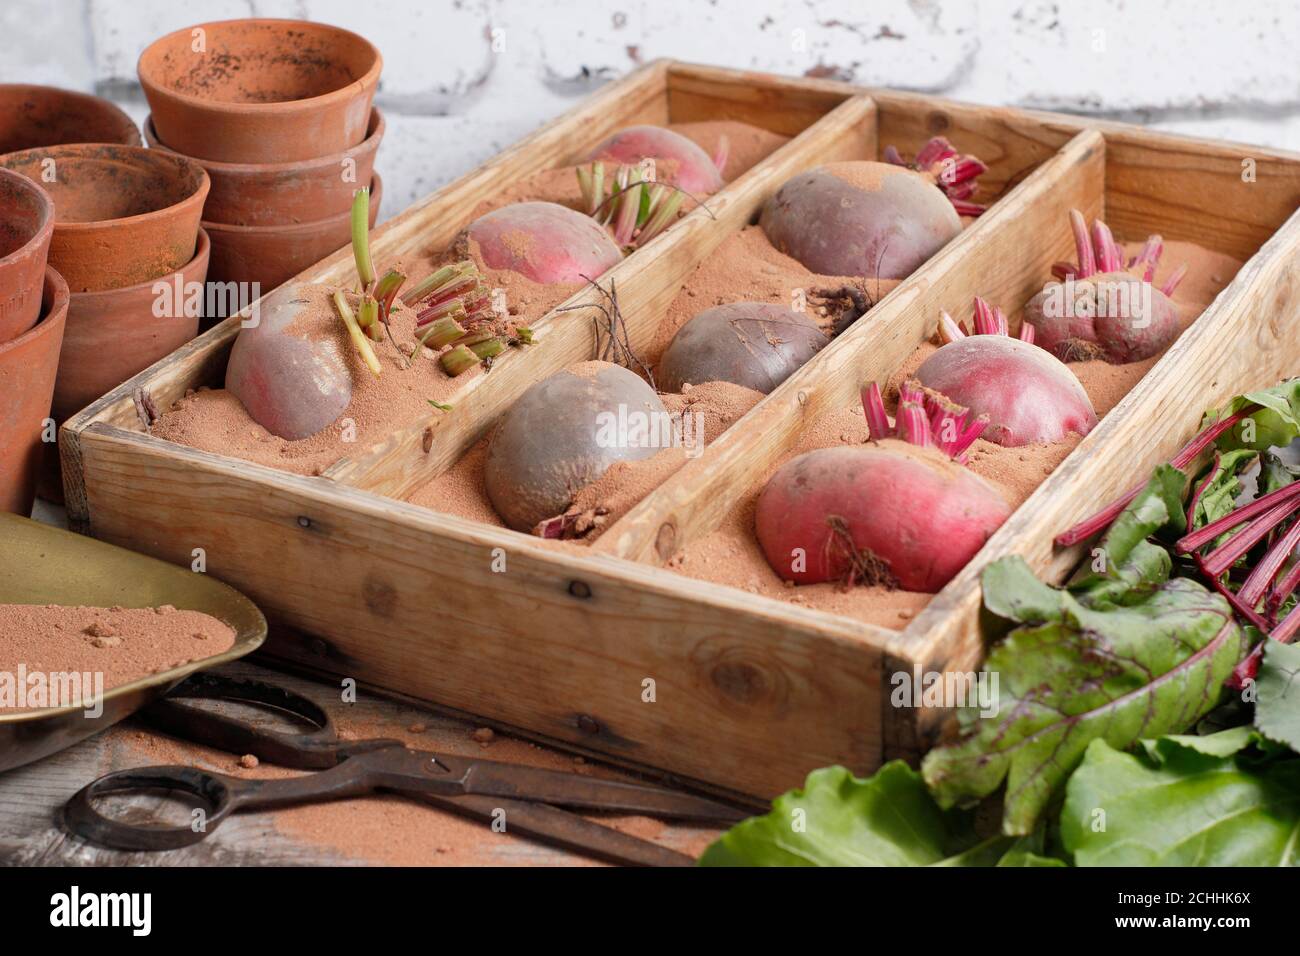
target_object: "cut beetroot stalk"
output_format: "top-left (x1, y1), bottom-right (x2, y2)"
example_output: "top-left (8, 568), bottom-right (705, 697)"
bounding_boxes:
top-left (1069, 209), bottom-right (1097, 278)
top-left (1176, 474), bottom-right (1300, 553)
top-left (1267, 558), bottom-right (1300, 618)
top-left (1091, 219), bottom-right (1125, 273)
top-left (887, 136), bottom-right (988, 216)
top-left (1056, 406), bottom-right (1260, 547)
top-left (1197, 554), bottom-right (1272, 633)
top-left (1018, 322), bottom-right (1036, 344)
top-left (1201, 498), bottom-right (1300, 578)
top-left (1132, 235), bottom-right (1164, 282)
top-left (440, 344), bottom-right (480, 377)
top-left (712, 135), bottom-right (730, 175)
top-left (1160, 262), bottom-right (1189, 297)
top-left (950, 199), bottom-right (987, 218)
top-left (937, 310), bottom-right (967, 344)
top-left (972, 297), bottom-right (999, 335)
top-left (1050, 261), bottom-right (1076, 282)
top-left (1237, 515), bottom-right (1300, 608)
top-left (861, 382), bottom-right (891, 440)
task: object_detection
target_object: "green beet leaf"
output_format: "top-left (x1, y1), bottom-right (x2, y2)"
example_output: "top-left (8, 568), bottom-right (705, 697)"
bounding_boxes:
top-left (697, 762), bottom-right (1056, 867)
top-left (1255, 640), bottom-right (1300, 752)
top-left (1061, 737), bottom-right (1300, 866)
top-left (924, 559), bottom-right (1244, 835)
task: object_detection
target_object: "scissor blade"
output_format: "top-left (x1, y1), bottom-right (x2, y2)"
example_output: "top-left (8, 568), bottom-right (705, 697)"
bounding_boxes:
top-left (447, 758), bottom-right (746, 823)
top-left (414, 793), bottom-right (696, 867)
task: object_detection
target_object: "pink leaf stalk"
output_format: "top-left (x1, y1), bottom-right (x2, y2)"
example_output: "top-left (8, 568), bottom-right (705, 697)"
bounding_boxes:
top-left (861, 379), bottom-right (988, 464)
top-left (885, 136), bottom-right (989, 216)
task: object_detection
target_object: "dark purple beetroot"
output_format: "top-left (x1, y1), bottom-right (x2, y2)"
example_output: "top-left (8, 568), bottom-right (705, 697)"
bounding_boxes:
top-left (658, 302), bottom-right (827, 394)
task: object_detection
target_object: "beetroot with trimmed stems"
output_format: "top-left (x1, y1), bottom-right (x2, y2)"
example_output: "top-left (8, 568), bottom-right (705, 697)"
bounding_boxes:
top-left (465, 201), bottom-right (623, 284)
top-left (759, 137), bottom-right (986, 279)
top-left (586, 124), bottom-right (725, 194)
top-left (484, 362), bottom-right (666, 532)
top-left (657, 302), bottom-right (827, 394)
top-left (916, 297), bottom-right (1097, 447)
top-left (1023, 209), bottom-right (1188, 363)
top-left (755, 382), bottom-right (1010, 593)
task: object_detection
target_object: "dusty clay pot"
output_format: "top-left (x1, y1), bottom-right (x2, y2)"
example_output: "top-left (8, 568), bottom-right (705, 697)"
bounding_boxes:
top-left (0, 266), bottom-right (68, 515)
top-left (37, 231), bottom-right (212, 504)
top-left (138, 18), bottom-right (382, 164)
top-left (0, 84), bottom-right (141, 155)
top-left (0, 167), bottom-right (54, 342)
top-left (205, 173), bottom-right (381, 294)
top-left (0, 144), bottom-right (209, 294)
top-left (144, 108), bottom-right (384, 226)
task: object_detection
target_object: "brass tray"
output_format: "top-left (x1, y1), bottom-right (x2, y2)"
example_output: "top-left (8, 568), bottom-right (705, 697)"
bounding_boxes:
top-left (0, 514), bottom-right (266, 772)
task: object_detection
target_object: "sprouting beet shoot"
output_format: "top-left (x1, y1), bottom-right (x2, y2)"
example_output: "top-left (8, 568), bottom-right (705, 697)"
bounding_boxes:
top-left (755, 381), bottom-right (1010, 593)
top-left (1023, 209), bottom-right (1188, 363)
top-left (759, 136), bottom-right (986, 279)
top-left (915, 296), bottom-right (1098, 447)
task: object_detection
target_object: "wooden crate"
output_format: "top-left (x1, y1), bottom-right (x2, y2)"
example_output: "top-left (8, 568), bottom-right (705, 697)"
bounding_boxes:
top-left (58, 62), bottom-right (1300, 798)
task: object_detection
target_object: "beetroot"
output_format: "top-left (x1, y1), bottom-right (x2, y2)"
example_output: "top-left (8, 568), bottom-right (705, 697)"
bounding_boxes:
top-left (755, 383), bottom-right (1010, 593)
top-left (658, 302), bottom-right (827, 394)
top-left (484, 362), bottom-right (666, 532)
top-left (916, 297), bottom-right (1097, 447)
top-left (586, 125), bottom-right (725, 194)
top-left (1023, 210), bottom-right (1188, 363)
top-left (465, 201), bottom-right (623, 284)
top-left (760, 137), bottom-right (986, 279)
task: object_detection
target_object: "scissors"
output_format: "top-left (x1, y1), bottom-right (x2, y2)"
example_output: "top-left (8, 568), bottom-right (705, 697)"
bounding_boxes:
top-left (63, 673), bottom-right (745, 867)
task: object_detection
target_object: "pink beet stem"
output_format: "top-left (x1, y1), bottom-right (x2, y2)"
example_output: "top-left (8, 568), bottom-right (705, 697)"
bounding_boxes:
top-left (914, 137), bottom-right (952, 168)
top-left (938, 310), bottom-right (967, 343)
top-left (1238, 515), bottom-right (1300, 608)
top-left (1050, 261), bottom-right (1076, 281)
top-left (1201, 498), bottom-right (1300, 578)
top-left (1267, 557), bottom-right (1300, 617)
top-left (1091, 220), bottom-right (1125, 273)
top-left (1176, 474), bottom-right (1300, 553)
top-left (994, 306), bottom-right (1010, 336)
top-left (1133, 234), bottom-right (1164, 282)
top-left (1197, 555), bottom-right (1273, 633)
top-left (882, 144), bottom-right (905, 166)
top-left (942, 156), bottom-right (987, 187)
top-left (1056, 406), bottom-right (1259, 548)
top-left (1069, 209), bottom-right (1096, 278)
top-left (972, 297), bottom-right (999, 335)
top-left (861, 382), bottom-right (891, 440)
top-left (712, 135), bottom-right (730, 175)
top-left (897, 400), bottom-right (933, 448)
top-left (951, 199), bottom-right (987, 217)
top-left (1161, 262), bottom-right (1189, 297)
top-left (1018, 321), bottom-right (1036, 344)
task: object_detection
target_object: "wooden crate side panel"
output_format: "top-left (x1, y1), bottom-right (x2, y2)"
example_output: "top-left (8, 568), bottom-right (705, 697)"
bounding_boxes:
top-left (598, 129), bottom-right (1106, 565)
top-left (888, 209), bottom-right (1300, 758)
top-left (325, 97), bottom-right (880, 497)
top-left (666, 62), bottom-right (856, 136)
top-left (76, 425), bottom-right (884, 797)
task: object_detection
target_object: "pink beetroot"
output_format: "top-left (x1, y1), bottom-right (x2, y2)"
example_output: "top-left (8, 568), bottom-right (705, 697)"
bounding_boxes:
top-left (464, 200), bottom-right (623, 284)
top-left (586, 125), bottom-right (725, 194)
top-left (755, 382), bottom-right (1010, 593)
top-left (915, 297), bottom-right (1097, 447)
top-left (1023, 209), bottom-right (1187, 363)
top-left (760, 137), bottom-right (986, 279)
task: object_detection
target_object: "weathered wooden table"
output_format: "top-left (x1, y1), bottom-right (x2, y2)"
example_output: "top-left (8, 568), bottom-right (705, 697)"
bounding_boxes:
top-left (0, 658), bottom-right (721, 866)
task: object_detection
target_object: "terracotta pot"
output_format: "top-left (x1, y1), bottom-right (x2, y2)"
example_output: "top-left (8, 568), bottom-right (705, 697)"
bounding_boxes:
top-left (37, 230), bottom-right (213, 505)
top-left (52, 228), bottom-right (211, 422)
top-left (144, 108), bottom-right (384, 226)
top-left (0, 84), bottom-right (141, 155)
top-left (0, 167), bottom-right (54, 343)
top-left (0, 144), bottom-right (209, 294)
top-left (205, 173), bottom-right (381, 295)
top-left (0, 267), bottom-right (68, 515)
top-left (138, 18), bottom-right (382, 164)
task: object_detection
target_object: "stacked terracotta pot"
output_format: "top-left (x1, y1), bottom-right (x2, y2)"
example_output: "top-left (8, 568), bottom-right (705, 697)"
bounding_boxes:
top-left (138, 19), bottom-right (384, 308)
top-left (0, 84), bottom-right (194, 514)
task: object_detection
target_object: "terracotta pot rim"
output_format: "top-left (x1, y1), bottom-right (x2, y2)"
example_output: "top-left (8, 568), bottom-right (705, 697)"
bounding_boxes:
top-left (0, 144), bottom-right (210, 236)
top-left (144, 108), bottom-right (385, 174)
top-left (0, 166), bottom-right (55, 269)
top-left (0, 264), bottom-right (69, 357)
top-left (202, 173), bottom-right (382, 237)
top-left (65, 228), bottom-right (211, 306)
top-left (0, 83), bottom-right (142, 150)
top-left (137, 18), bottom-right (383, 118)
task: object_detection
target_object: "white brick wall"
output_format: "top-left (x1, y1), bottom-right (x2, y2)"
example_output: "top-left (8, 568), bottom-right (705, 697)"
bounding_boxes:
top-left (7, 0), bottom-right (1300, 220)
